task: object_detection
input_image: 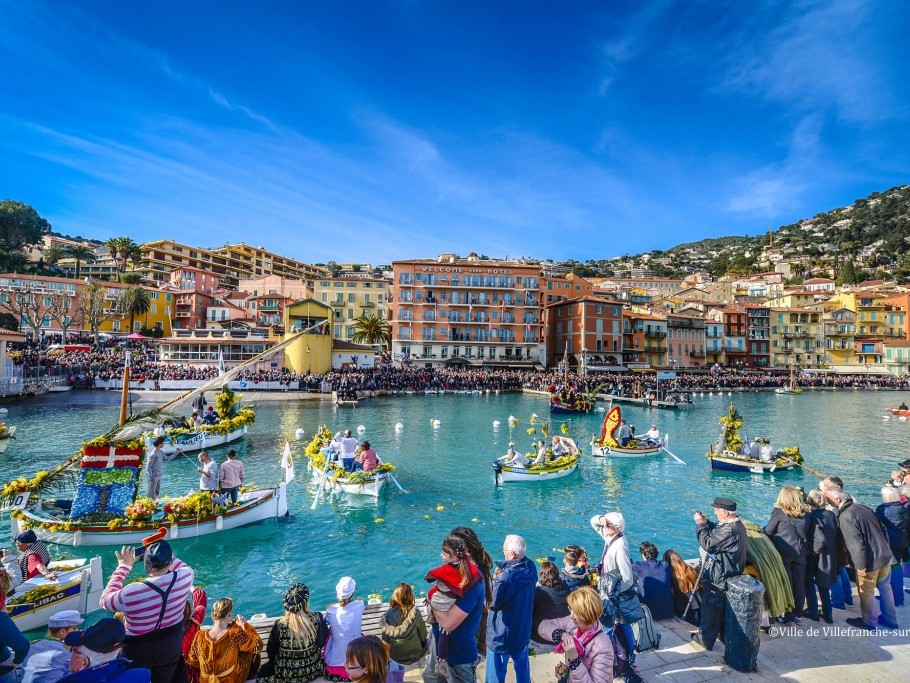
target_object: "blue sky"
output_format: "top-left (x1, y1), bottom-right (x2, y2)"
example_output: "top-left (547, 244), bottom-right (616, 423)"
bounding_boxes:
top-left (1, 1), bottom-right (908, 264)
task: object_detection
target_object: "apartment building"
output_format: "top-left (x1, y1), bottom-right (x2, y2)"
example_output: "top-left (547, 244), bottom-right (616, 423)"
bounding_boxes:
top-left (312, 277), bottom-right (390, 340)
top-left (391, 255), bottom-right (542, 367)
top-left (137, 240), bottom-right (326, 289)
top-left (665, 312), bottom-right (707, 368)
top-left (823, 307), bottom-right (856, 367)
top-left (546, 296), bottom-right (623, 369)
top-left (622, 312), bottom-right (668, 368)
top-left (159, 267), bottom-right (218, 330)
top-left (743, 305), bottom-right (771, 368)
top-left (770, 308), bottom-right (824, 368)
top-left (705, 318), bottom-right (724, 366)
top-left (238, 275), bottom-right (311, 328)
top-left (720, 309), bottom-right (747, 368)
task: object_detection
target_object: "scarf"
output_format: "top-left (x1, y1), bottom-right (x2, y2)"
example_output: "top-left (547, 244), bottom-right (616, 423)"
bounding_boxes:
top-left (554, 623), bottom-right (603, 659)
top-left (19, 540), bottom-right (51, 579)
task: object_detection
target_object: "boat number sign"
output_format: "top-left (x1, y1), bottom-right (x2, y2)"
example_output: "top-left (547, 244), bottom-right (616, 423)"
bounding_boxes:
top-left (10, 491), bottom-right (30, 510)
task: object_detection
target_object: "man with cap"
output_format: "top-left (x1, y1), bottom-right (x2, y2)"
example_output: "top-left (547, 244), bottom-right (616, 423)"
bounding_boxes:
top-left (99, 541), bottom-right (194, 683)
top-left (13, 531), bottom-right (55, 581)
top-left (691, 497), bottom-right (747, 650)
top-left (59, 618), bottom-right (150, 683)
top-left (19, 610), bottom-right (82, 683)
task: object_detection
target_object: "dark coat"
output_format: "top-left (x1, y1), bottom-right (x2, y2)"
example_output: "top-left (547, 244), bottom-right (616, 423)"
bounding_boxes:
top-left (696, 518), bottom-right (748, 589)
top-left (875, 501), bottom-right (910, 561)
top-left (632, 559), bottom-right (674, 620)
top-left (380, 606), bottom-right (428, 665)
top-left (487, 556), bottom-right (537, 654)
top-left (763, 507), bottom-right (809, 562)
top-left (530, 582), bottom-right (570, 641)
top-left (836, 500), bottom-right (894, 572)
top-left (807, 507), bottom-right (838, 581)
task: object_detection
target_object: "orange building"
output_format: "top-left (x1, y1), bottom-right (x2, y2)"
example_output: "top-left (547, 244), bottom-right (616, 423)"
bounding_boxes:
top-left (391, 255), bottom-right (543, 368)
top-left (546, 296), bottom-right (624, 370)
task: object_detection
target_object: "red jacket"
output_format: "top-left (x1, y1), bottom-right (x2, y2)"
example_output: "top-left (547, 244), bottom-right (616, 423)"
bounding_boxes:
top-left (425, 561), bottom-right (481, 600)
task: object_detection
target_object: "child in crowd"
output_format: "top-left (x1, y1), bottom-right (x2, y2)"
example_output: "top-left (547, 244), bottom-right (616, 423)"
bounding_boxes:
top-left (424, 536), bottom-right (480, 675)
top-left (560, 544), bottom-right (591, 591)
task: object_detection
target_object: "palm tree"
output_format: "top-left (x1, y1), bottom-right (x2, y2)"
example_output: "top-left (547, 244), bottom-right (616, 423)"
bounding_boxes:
top-left (67, 245), bottom-right (96, 279)
top-left (118, 287), bottom-right (151, 333)
top-left (105, 237), bottom-right (138, 282)
top-left (351, 313), bottom-right (391, 349)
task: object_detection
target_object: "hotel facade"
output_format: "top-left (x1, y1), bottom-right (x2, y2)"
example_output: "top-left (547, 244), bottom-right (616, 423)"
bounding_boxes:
top-left (391, 255), bottom-right (543, 368)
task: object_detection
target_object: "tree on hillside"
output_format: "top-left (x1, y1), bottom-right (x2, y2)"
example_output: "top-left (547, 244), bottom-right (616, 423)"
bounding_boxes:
top-left (351, 312), bottom-right (391, 349)
top-left (118, 286), bottom-right (151, 333)
top-left (0, 200), bottom-right (51, 249)
top-left (839, 260), bottom-right (858, 285)
top-left (43, 243), bottom-right (64, 266)
top-left (105, 237), bottom-right (139, 282)
top-left (66, 245), bottom-right (96, 279)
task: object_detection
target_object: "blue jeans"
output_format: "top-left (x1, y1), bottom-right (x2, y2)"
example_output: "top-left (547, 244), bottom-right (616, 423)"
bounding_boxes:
top-left (890, 563), bottom-right (905, 606)
top-left (223, 487), bottom-right (239, 504)
top-left (830, 567), bottom-right (854, 609)
top-left (484, 648), bottom-right (530, 683)
top-left (342, 457), bottom-right (356, 472)
top-left (422, 632), bottom-right (477, 683)
top-left (619, 622), bottom-right (636, 663)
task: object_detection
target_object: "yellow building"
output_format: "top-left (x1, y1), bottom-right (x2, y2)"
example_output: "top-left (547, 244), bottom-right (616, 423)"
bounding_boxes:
top-left (95, 282), bottom-right (174, 336)
top-left (769, 307), bottom-right (824, 368)
top-left (765, 289), bottom-right (817, 308)
top-left (823, 307), bottom-right (856, 367)
top-left (312, 277), bottom-right (390, 340)
top-left (283, 299), bottom-right (334, 374)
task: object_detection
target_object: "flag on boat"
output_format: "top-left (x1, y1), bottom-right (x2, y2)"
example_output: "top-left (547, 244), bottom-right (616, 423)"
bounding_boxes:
top-left (218, 348), bottom-right (226, 376)
top-left (281, 440), bottom-right (295, 483)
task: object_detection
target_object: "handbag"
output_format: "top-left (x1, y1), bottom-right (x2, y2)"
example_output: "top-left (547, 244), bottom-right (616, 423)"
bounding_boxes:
top-left (598, 571), bottom-right (643, 623)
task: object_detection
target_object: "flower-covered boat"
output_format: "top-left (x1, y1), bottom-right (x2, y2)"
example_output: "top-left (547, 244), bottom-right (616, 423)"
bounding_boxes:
top-left (0, 422), bottom-right (16, 454)
top-left (304, 426), bottom-right (397, 497)
top-left (591, 406), bottom-right (667, 458)
top-left (6, 557), bottom-right (103, 632)
top-left (707, 403), bottom-right (803, 473)
top-left (144, 387), bottom-right (254, 456)
top-left (492, 415), bottom-right (580, 484)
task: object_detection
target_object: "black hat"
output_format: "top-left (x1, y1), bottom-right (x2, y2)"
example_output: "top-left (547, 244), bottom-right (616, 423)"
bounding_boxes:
top-left (712, 496), bottom-right (737, 512)
top-left (64, 618), bottom-right (126, 653)
top-left (16, 530), bottom-right (37, 544)
top-left (283, 583), bottom-right (310, 613)
top-left (143, 540), bottom-right (173, 571)
top-left (899, 459), bottom-right (910, 469)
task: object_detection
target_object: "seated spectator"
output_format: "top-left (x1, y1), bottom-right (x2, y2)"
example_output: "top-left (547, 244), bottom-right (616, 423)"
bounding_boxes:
top-left (258, 584), bottom-right (331, 683)
top-left (379, 583), bottom-right (427, 666)
top-left (531, 562), bottom-right (570, 644)
top-left (663, 549), bottom-right (701, 625)
top-left (324, 577), bottom-right (364, 679)
top-left (560, 546), bottom-right (590, 591)
top-left (632, 542), bottom-right (674, 620)
top-left (538, 587), bottom-right (613, 683)
top-left (59, 618), bottom-right (149, 683)
top-left (19, 610), bottom-right (82, 683)
top-left (187, 598), bottom-right (262, 683)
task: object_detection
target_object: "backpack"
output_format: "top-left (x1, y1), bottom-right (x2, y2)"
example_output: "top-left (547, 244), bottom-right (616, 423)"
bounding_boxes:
top-left (632, 604), bottom-right (661, 652)
top-left (609, 626), bottom-right (645, 682)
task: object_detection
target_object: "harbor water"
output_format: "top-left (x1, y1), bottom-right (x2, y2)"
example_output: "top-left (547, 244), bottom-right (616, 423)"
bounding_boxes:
top-left (1, 389), bottom-right (907, 621)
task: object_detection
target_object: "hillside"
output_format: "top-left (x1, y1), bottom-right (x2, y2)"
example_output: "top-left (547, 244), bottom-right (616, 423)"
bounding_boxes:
top-left (573, 185), bottom-right (910, 282)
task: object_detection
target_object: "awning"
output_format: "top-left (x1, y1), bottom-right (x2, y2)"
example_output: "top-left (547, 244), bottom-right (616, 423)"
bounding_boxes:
top-left (587, 365), bottom-right (628, 372)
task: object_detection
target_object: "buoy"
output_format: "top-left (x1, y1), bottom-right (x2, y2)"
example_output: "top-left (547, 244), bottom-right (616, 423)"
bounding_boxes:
top-left (709, 392), bottom-right (714, 396)
top-left (700, 392), bottom-right (704, 397)
top-left (900, 416), bottom-right (907, 422)
top-left (295, 427), bottom-right (305, 439)
top-left (493, 420), bottom-right (500, 428)
top-left (728, 391), bottom-right (732, 396)
top-left (432, 419), bottom-right (441, 428)
top-left (0, 408), bottom-right (7, 414)
top-left (395, 422), bottom-right (403, 431)
top-left (357, 425), bottom-right (366, 433)
top-left (215, 515), bottom-right (224, 531)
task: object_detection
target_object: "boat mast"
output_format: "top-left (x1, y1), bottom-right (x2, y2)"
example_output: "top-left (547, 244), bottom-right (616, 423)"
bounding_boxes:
top-left (118, 350), bottom-right (130, 426)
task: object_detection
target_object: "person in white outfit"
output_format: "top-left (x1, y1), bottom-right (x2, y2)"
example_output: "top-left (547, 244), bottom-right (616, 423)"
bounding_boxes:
top-left (324, 576), bottom-right (365, 678)
top-left (591, 511), bottom-right (637, 664)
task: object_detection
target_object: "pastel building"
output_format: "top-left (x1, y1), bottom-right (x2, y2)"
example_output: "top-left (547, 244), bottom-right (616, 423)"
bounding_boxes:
top-left (312, 277), bottom-right (391, 340)
top-left (545, 296), bottom-right (623, 370)
top-left (391, 255), bottom-right (542, 368)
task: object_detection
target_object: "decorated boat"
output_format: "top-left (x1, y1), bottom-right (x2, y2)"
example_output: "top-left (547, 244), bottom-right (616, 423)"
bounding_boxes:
top-left (887, 406), bottom-right (910, 417)
top-left (775, 367), bottom-right (803, 395)
top-left (304, 426), bottom-right (398, 497)
top-left (707, 403), bottom-right (803, 473)
top-left (0, 423), bottom-right (16, 454)
top-left (591, 406), bottom-right (667, 457)
top-left (6, 557), bottom-right (103, 632)
top-left (548, 344), bottom-right (597, 414)
top-left (144, 386), bottom-right (254, 456)
top-left (492, 415), bottom-right (580, 483)
top-left (2, 332), bottom-right (321, 547)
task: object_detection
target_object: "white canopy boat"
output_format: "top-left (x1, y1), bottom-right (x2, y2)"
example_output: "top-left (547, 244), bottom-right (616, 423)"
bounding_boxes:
top-left (6, 558), bottom-right (103, 632)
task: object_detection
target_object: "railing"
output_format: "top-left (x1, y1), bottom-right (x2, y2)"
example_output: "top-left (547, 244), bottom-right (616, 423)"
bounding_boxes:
top-left (782, 331), bottom-right (811, 339)
top-left (643, 329), bottom-right (666, 338)
top-left (361, 301), bottom-right (375, 308)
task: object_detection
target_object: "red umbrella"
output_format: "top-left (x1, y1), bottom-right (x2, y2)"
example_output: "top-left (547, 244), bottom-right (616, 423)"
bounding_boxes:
top-left (126, 332), bottom-right (149, 340)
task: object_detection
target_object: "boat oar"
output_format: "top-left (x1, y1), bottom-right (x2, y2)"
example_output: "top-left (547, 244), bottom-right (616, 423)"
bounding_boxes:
top-left (389, 473), bottom-right (409, 494)
top-left (310, 452), bottom-right (332, 510)
top-left (795, 461), bottom-right (826, 478)
top-left (661, 435), bottom-right (686, 465)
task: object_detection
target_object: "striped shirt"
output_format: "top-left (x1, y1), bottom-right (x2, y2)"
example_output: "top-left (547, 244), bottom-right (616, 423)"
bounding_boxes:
top-left (100, 558), bottom-right (194, 636)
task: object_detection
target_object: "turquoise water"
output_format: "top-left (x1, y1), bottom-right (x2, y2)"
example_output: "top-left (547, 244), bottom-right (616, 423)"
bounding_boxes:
top-left (2, 389), bottom-right (908, 621)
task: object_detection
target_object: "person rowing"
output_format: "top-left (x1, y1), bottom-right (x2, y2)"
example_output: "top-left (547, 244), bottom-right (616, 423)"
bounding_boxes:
top-left (500, 443), bottom-right (528, 468)
top-left (641, 424), bottom-right (661, 447)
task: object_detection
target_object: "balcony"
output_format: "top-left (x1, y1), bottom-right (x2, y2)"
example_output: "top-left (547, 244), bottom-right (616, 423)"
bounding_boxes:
top-left (644, 344), bottom-right (667, 353)
top-left (825, 326), bottom-right (854, 337)
top-left (175, 296), bottom-right (193, 305)
top-left (782, 330), bottom-right (810, 339)
top-left (691, 349), bottom-right (706, 358)
top-left (361, 301), bottom-right (375, 308)
top-left (175, 311), bottom-right (193, 318)
top-left (643, 329), bottom-right (666, 338)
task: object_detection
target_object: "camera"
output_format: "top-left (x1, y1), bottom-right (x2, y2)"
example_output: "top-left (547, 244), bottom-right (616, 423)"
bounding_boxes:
top-left (134, 545), bottom-right (147, 560)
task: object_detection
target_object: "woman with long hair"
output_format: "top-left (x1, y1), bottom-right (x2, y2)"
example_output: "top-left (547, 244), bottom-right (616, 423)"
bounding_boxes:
top-left (531, 561), bottom-right (570, 643)
top-left (258, 584), bottom-right (332, 683)
top-left (449, 526), bottom-right (493, 651)
top-left (379, 583), bottom-right (427, 665)
top-left (344, 637), bottom-right (389, 683)
top-left (663, 549), bottom-right (701, 624)
top-left (188, 597), bottom-right (263, 683)
top-left (764, 485), bottom-right (811, 624)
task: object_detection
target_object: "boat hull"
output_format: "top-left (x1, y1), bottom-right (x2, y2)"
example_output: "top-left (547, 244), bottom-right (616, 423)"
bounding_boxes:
top-left (591, 443), bottom-right (662, 458)
top-left (146, 426), bottom-right (248, 456)
top-left (887, 407), bottom-right (910, 417)
top-left (310, 467), bottom-right (388, 497)
top-left (775, 388), bottom-right (802, 395)
top-left (709, 455), bottom-right (797, 473)
top-left (0, 426), bottom-right (16, 454)
top-left (7, 558), bottom-right (103, 632)
top-left (549, 405), bottom-right (592, 414)
top-left (497, 461), bottom-right (578, 482)
top-left (13, 486), bottom-right (288, 546)
top-left (47, 386), bottom-right (72, 392)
